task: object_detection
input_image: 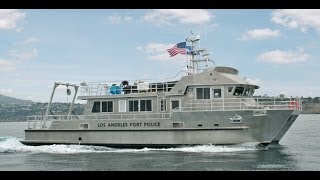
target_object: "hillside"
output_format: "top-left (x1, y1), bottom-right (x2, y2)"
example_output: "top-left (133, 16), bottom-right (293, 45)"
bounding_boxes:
top-left (0, 94), bottom-right (32, 104)
top-left (0, 94), bottom-right (85, 122)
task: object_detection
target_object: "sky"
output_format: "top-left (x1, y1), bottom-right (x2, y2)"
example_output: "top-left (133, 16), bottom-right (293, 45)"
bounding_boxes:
top-left (1, 9), bottom-right (320, 103)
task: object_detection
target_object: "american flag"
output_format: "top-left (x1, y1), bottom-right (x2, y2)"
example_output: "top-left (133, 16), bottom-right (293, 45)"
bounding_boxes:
top-left (167, 42), bottom-right (186, 57)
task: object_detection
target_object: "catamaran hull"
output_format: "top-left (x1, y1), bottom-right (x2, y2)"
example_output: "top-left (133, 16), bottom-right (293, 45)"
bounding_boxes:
top-left (20, 110), bottom-right (299, 148)
top-left (271, 110), bottom-right (300, 143)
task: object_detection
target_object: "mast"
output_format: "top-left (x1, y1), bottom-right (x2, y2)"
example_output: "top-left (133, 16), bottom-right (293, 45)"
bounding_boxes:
top-left (185, 32), bottom-right (214, 74)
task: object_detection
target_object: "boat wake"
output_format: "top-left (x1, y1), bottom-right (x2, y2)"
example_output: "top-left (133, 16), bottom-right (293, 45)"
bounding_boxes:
top-left (0, 136), bottom-right (113, 154)
top-left (155, 143), bottom-right (263, 153)
top-left (0, 136), bottom-right (263, 154)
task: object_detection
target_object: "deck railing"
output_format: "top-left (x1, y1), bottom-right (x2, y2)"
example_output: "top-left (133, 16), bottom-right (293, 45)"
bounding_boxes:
top-left (79, 70), bottom-right (187, 96)
top-left (26, 113), bottom-right (171, 129)
top-left (177, 97), bottom-right (302, 112)
top-left (79, 81), bottom-right (178, 96)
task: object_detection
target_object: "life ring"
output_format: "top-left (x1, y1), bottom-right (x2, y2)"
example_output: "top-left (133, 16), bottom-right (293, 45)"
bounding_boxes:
top-left (288, 101), bottom-right (299, 109)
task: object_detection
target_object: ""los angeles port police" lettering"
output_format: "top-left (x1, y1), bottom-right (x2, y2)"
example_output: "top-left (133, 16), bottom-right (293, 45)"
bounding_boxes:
top-left (97, 122), bottom-right (160, 128)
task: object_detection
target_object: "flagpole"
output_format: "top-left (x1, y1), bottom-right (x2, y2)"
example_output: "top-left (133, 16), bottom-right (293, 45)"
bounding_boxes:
top-left (186, 44), bottom-right (188, 75)
top-left (186, 54), bottom-right (189, 75)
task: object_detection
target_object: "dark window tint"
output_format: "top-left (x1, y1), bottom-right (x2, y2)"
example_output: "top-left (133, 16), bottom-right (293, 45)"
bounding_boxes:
top-left (146, 100), bottom-right (152, 111)
top-left (196, 88), bottom-right (210, 99)
top-left (213, 89), bottom-right (221, 98)
top-left (234, 87), bottom-right (244, 96)
top-left (204, 88), bottom-right (210, 99)
top-left (129, 100), bottom-right (139, 112)
top-left (102, 101), bottom-right (113, 112)
top-left (160, 99), bottom-right (166, 111)
top-left (140, 100), bottom-right (152, 111)
top-left (92, 101), bottom-right (100, 113)
top-left (228, 86), bottom-right (233, 95)
top-left (171, 100), bottom-right (179, 110)
top-left (196, 88), bottom-right (203, 99)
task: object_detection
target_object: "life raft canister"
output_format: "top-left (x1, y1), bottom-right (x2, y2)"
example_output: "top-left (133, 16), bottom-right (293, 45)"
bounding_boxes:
top-left (288, 101), bottom-right (300, 109)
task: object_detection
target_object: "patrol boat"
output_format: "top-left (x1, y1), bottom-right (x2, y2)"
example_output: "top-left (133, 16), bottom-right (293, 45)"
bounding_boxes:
top-left (21, 35), bottom-right (302, 148)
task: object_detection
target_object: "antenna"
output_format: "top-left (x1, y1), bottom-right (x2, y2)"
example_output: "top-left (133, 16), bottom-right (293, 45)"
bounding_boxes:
top-left (185, 31), bottom-right (215, 74)
top-left (204, 24), bottom-right (207, 48)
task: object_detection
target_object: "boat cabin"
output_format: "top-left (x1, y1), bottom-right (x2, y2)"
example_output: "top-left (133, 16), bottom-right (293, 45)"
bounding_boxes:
top-left (77, 66), bottom-right (259, 116)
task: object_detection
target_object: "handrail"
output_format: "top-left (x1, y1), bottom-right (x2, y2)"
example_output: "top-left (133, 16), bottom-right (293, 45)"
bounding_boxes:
top-left (27, 112), bottom-right (171, 129)
top-left (178, 97), bottom-right (302, 112)
top-left (79, 80), bottom-right (178, 96)
top-left (27, 112), bottom-right (171, 121)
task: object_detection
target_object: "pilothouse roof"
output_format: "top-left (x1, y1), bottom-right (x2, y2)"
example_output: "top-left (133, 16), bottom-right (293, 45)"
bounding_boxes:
top-left (213, 66), bottom-right (239, 75)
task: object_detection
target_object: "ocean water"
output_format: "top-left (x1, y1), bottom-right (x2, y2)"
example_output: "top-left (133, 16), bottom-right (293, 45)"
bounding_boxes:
top-left (0, 114), bottom-right (320, 171)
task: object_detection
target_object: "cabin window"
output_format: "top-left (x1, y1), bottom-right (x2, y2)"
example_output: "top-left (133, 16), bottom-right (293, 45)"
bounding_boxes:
top-left (160, 99), bottom-right (166, 112)
top-left (196, 87), bottom-right (210, 99)
top-left (228, 86), bottom-right (234, 95)
top-left (243, 87), bottom-right (250, 97)
top-left (102, 101), bottom-right (113, 112)
top-left (129, 100), bottom-right (139, 112)
top-left (129, 100), bottom-right (152, 112)
top-left (119, 100), bottom-right (126, 112)
top-left (246, 87), bottom-right (255, 97)
top-left (171, 100), bottom-right (180, 110)
top-left (213, 89), bottom-right (222, 98)
top-left (250, 89), bottom-right (255, 96)
top-left (234, 87), bottom-right (244, 96)
top-left (140, 100), bottom-right (152, 111)
top-left (92, 101), bottom-right (100, 113)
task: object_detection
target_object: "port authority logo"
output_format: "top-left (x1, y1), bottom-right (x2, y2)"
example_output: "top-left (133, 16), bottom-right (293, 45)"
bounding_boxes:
top-left (228, 114), bottom-right (243, 123)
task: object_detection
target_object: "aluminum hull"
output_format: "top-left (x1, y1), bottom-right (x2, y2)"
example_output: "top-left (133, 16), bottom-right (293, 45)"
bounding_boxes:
top-left (21, 110), bottom-right (299, 148)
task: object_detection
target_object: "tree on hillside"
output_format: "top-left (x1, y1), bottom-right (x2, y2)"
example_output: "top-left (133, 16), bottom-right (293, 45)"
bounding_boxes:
top-left (306, 97), bottom-right (313, 103)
